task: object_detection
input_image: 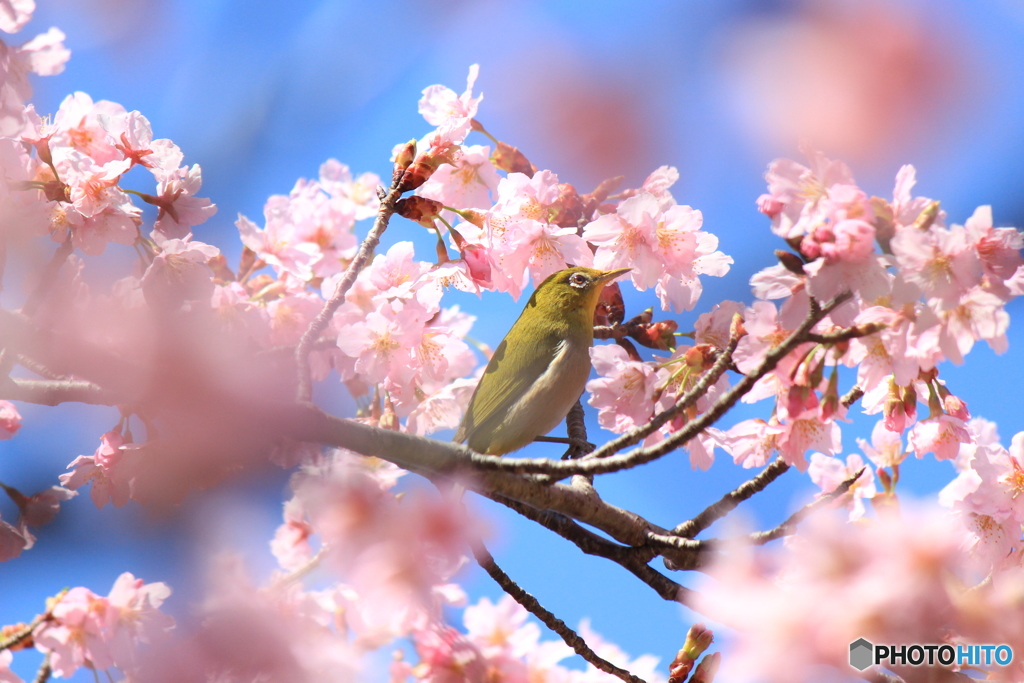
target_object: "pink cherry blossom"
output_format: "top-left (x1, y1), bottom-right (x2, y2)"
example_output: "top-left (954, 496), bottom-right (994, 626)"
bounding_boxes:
top-left (908, 413), bottom-right (971, 461)
top-left (586, 344), bottom-right (659, 434)
top-left (59, 430), bottom-right (138, 508)
top-left (0, 515), bottom-right (27, 561)
top-left (46, 187), bottom-right (141, 256)
top-left (719, 418), bottom-right (786, 469)
top-left (140, 235), bottom-right (220, 309)
top-left (0, 0), bottom-right (34, 33)
top-left (463, 595), bottom-right (540, 658)
top-left (757, 146), bottom-right (857, 240)
top-left (487, 171), bottom-right (593, 298)
top-left (640, 165), bottom-right (680, 211)
top-left (105, 572), bottom-right (174, 672)
top-left (318, 158), bottom-right (381, 221)
top-left (419, 63), bottom-right (483, 130)
top-left (405, 376), bottom-right (477, 437)
top-left (418, 144), bottom-right (500, 211)
top-left (965, 205), bottom-right (1024, 287)
top-left (33, 586), bottom-right (115, 677)
top-left (271, 496), bottom-right (316, 572)
top-left (697, 505), bottom-right (978, 683)
top-left (807, 452), bottom-right (876, 520)
top-left (150, 163), bottom-right (217, 239)
top-left (0, 400), bottom-right (21, 438)
top-left (237, 174), bottom-right (359, 281)
top-left (0, 649), bottom-right (20, 683)
top-left (583, 191), bottom-right (727, 310)
top-left (890, 221), bottom-right (982, 310)
top-left (49, 91), bottom-right (126, 164)
top-left (857, 419), bottom-right (906, 469)
top-left (13, 26), bottom-right (69, 75)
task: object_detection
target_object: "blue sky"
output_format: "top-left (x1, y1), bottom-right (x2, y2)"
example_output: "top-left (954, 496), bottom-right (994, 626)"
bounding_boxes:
top-left (4, 0), bottom-right (1024, 680)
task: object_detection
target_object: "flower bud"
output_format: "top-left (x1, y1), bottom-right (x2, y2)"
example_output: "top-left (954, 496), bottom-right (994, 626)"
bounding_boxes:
top-left (207, 253), bottom-right (235, 282)
top-left (548, 183), bottom-right (585, 228)
top-left (394, 139), bottom-right (417, 173)
top-left (395, 196), bottom-right (445, 228)
top-left (491, 141), bottom-right (536, 176)
top-left (397, 155), bottom-right (436, 193)
top-left (632, 320), bottom-right (679, 351)
top-left (912, 200), bottom-right (941, 231)
top-left (669, 624), bottom-right (715, 683)
top-left (757, 193), bottom-right (784, 218)
top-left (690, 652), bottom-right (721, 683)
top-left (580, 175), bottom-right (624, 217)
top-left (775, 250), bottom-right (807, 275)
top-left (594, 283), bottom-right (625, 326)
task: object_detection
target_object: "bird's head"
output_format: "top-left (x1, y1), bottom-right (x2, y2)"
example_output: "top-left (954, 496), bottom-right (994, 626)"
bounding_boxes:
top-left (531, 266), bottom-right (631, 316)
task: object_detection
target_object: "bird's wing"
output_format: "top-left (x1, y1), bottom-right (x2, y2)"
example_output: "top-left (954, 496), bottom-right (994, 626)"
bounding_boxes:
top-left (454, 330), bottom-right (561, 450)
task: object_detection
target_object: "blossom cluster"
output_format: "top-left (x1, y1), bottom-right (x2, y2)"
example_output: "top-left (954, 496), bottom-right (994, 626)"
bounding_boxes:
top-left (587, 145), bottom-right (1022, 490)
top-left (0, 572), bottom-right (173, 682)
top-left (699, 502), bottom-right (1024, 683)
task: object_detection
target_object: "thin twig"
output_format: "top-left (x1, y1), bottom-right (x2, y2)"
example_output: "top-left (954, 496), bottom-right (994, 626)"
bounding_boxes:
top-left (0, 589), bottom-right (66, 652)
top-left (32, 653), bottom-right (51, 683)
top-left (487, 492), bottom-right (694, 605)
top-left (585, 324), bottom-right (741, 461)
top-left (472, 541), bottom-right (647, 683)
top-left (746, 469), bottom-right (864, 545)
top-left (673, 458), bottom-right (790, 539)
top-left (295, 178), bottom-right (404, 402)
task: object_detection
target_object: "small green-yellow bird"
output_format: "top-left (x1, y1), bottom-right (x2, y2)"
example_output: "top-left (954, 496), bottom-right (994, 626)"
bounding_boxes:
top-left (454, 266), bottom-right (631, 455)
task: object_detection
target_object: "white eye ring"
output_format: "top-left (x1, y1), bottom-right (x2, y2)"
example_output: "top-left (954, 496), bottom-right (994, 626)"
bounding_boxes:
top-left (569, 273), bottom-right (588, 288)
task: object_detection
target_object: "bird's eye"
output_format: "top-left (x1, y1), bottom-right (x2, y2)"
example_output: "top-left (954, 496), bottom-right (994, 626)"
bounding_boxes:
top-left (568, 273), bottom-right (589, 289)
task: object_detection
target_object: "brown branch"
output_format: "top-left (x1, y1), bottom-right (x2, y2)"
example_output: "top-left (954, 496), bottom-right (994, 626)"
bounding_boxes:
top-left (746, 469), bottom-right (864, 545)
top-left (295, 178), bottom-right (404, 402)
top-left (0, 377), bottom-right (118, 406)
top-left (472, 542), bottom-right (648, 683)
top-left (32, 653), bottom-right (51, 683)
top-left (487, 492), bottom-right (694, 605)
top-left (673, 458), bottom-right (790, 539)
top-left (296, 404), bottom-right (658, 547)
top-left (0, 589), bottom-right (66, 652)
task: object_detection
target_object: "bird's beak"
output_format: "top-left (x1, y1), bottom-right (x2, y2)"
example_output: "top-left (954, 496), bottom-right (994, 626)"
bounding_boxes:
top-left (595, 268), bottom-right (631, 285)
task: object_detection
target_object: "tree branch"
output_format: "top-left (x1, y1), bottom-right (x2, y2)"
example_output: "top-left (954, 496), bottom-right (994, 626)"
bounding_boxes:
top-left (746, 469), bottom-right (864, 545)
top-left (295, 178), bottom-right (404, 402)
top-left (0, 377), bottom-right (118, 406)
top-left (585, 319), bottom-right (742, 461)
top-left (472, 541), bottom-right (648, 683)
top-left (673, 458), bottom-right (790, 539)
top-left (487, 492), bottom-right (694, 605)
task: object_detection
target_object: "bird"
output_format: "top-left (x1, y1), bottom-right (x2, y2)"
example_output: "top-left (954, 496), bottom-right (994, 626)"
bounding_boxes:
top-left (454, 266), bottom-right (630, 455)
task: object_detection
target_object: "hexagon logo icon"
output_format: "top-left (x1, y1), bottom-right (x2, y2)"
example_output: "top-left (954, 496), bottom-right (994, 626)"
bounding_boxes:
top-left (849, 638), bottom-right (874, 671)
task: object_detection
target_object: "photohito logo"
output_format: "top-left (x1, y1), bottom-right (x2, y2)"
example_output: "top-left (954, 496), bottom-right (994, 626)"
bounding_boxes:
top-left (849, 638), bottom-right (1014, 671)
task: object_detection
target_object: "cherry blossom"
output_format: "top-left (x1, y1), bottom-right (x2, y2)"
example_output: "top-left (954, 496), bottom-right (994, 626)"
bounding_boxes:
top-left (583, 191), bottom-right (731, 311)
top-left (0, 0), bottom-right (34, 33)
top-left (807, 452), bottom-right (876, 520)
top-left (59, 430), bottom-right (139, 508)
top-left (0, 400), bottom-right (21, 439)
top-left (586, 343), bottom-right (658, 435)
